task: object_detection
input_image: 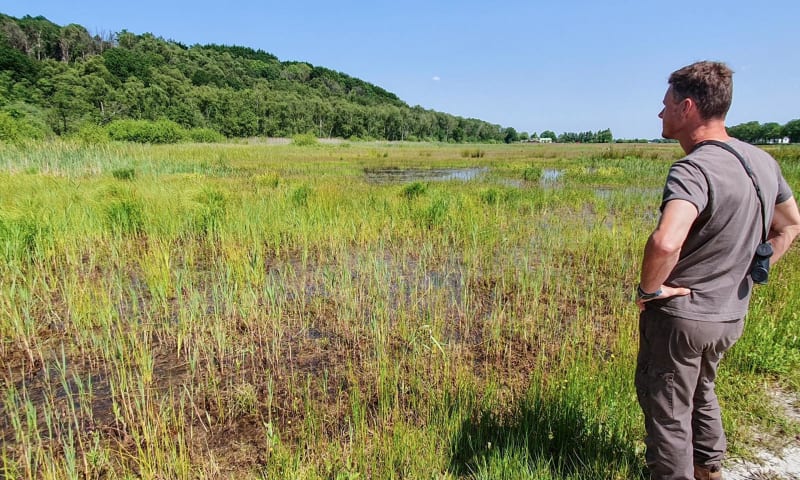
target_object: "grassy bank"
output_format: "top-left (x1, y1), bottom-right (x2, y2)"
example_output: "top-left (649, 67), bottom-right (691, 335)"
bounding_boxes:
top-left (1, 140), bottom-right (799, 479)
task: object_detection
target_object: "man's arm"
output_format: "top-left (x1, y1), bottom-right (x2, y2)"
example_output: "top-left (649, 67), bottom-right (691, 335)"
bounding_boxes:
top-left (637, 199), bottom-right (696, 307)
top-left (768, 196), bottom-right (800, 265)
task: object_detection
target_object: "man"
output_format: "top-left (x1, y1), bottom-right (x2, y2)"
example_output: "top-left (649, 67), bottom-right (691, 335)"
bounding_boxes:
top-left (635, 60), bottom-right (800, 480)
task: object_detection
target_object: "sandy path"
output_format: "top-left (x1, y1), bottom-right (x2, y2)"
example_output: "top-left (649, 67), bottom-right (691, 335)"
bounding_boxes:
top-left (726, 389), bottom-right (800, 479)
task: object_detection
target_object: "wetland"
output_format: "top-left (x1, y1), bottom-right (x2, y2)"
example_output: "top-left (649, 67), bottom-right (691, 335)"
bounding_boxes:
top-left (1, 141), bottom-right (799, 479)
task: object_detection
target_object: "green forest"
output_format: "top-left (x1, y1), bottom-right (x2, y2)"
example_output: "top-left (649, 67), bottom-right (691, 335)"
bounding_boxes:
top-left (0, 13), bottom-right (522, 143)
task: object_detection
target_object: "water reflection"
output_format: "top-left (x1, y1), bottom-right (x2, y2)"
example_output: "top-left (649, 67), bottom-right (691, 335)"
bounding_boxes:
top-left (364, 167), bottom-right (488, 184)
top-left (594, 187), bottom-right (661, 199)
top-left (498, 178), bottom-right (524, 188)
top-left (540, 169), bottom-right (564, 183)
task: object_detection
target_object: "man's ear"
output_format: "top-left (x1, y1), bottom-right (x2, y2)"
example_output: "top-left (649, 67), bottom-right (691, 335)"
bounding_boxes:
top-left (680, 97), bottom-right (694, 116)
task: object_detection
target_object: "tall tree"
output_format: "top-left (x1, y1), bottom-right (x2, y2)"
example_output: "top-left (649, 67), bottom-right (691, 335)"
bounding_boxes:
top-left (783, 119), bottom-right (800, 143)
top-left (727, 121), bottom-right (761, 143)
top-left (59, 24), bottom-right (93, 62)
top-left (596, 128), bottom-right (613, 143)
top-left (503, 126), bottom-right (518, 143)
top-left (760, 122), bottom-right (783, 142)
top-left (540, 130), bottom-right (557, 141)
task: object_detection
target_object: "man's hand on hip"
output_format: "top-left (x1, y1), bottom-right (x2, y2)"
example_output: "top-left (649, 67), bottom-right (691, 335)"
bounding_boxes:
top-left (636, 285), bottom-right (691, 311)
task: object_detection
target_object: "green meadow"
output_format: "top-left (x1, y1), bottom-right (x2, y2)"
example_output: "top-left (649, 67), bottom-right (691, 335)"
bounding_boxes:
top-left (1, 140), bottom-right (799, 479)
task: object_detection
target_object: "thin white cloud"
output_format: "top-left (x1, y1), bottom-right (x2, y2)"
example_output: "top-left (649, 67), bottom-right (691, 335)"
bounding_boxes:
top-left (432, 76), bottom-right (441, 81)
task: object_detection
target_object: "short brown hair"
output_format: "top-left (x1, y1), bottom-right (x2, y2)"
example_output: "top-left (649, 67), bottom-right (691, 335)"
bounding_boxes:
top-left (669, 61), bottom-right (733, 120)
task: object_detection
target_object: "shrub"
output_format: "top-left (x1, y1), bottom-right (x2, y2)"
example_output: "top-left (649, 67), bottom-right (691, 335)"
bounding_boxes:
top-left (291, 133), bottom-right (318, 146)
top-left (73, 123), bottom-right (110, 144)
top-left (107, 119), bottom-right (187, 144)
top-left (0, 103), bottom-right (51, 142)
top-left (0, 111), bottom-right (47, 142)
top-left (188, 128), bottom-right (225, 143)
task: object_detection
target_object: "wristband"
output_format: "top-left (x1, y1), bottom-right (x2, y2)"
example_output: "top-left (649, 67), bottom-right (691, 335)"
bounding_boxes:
top-left (637, 285), bottom-right (662, 300)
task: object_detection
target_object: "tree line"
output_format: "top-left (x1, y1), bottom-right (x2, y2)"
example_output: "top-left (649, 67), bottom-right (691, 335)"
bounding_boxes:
top-left (0, 13), bottom-right (523, 143)
top-left (501, 128), bottom-right (614, 143)
top-left (554, 129), bottom-right (613, 143)
top-left (727, 120), bottom-right (800, 144)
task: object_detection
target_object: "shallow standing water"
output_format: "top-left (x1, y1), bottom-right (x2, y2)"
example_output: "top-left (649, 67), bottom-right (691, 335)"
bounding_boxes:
top-left (364, 167), bottom-right (488, 184)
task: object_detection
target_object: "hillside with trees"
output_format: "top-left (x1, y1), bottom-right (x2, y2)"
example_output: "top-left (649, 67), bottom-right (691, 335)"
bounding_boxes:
top-left (0, 13), bottom-right (522, 143)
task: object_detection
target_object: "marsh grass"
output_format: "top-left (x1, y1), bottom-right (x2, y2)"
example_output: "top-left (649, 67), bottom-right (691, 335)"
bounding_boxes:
top-left (0, 141), bottom-right (798, 478)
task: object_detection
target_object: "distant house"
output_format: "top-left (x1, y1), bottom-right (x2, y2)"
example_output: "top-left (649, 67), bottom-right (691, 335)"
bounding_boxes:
top-left (764, 136), bottom-right (790, 144)
top-left (538, 137), bottom-right (553, 143)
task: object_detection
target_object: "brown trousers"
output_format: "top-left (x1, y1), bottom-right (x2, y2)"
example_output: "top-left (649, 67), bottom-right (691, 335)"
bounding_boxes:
top-left (635, 309), bottom-right (744, 480)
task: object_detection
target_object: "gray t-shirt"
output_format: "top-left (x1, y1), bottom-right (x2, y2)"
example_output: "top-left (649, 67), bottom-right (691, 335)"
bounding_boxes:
top-left (651, 138), bottom-right (792, 321)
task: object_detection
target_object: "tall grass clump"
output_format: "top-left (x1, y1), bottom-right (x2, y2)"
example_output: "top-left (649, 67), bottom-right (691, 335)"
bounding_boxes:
top-left (192, 186), bottom-right (228, 236)
top-left (111, 167), bottom-right (136, 181)
top-left (0, 212), bottom-right (51, 261)
top-left (417, 193), bottom-right (450, 229)
top-left (522, 165), bottom-right (542, 182)
top-left (291, 133), bottom-right (318, 146)
top-left (401, 181), bottom-right (427, 199)
top-left (290, 184), bottom-right (312, 207)
top-left (461, 148), bottom-right (485, 158)
top-left (104, 193), bottom-right (144, 235)
top-left (252, 172), bottom-right (281, 188)
top-left (480, 187), bottom-right (522, 206)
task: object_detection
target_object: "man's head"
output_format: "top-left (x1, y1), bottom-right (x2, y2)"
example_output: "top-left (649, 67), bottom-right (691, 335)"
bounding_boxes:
top-left (659, 61), bottom-right (733, 142)
top-left (668, 61), bottom-right (733, 121)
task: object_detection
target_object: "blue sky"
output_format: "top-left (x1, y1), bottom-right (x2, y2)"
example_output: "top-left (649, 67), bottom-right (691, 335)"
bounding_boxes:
top-left (5, 0), bottom-right (799, 139)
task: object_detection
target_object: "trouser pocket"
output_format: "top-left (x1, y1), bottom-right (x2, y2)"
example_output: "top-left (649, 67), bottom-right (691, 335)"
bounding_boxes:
top-left (648, 371), bottom-right (675, 421)
top-left (637, 365), bottom-right (675, 422)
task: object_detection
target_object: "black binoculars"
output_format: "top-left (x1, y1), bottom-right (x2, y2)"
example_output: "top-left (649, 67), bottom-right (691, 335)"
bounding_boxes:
top-left (751, 242), bottom-right (773, 284)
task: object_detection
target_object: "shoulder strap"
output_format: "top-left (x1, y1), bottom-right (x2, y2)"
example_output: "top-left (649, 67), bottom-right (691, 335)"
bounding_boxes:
top-left (691, 140), bottom-right (768, 243)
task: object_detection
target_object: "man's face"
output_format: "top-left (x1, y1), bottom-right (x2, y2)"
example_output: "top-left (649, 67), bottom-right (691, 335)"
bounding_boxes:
top-left (659, 86), bottom-right (683, 139)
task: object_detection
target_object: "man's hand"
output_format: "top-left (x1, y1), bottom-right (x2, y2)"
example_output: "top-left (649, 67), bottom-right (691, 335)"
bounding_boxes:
top-left (636, 285), bottom-right (691, 311)
top-left (767, 196), bottom-right (800, 265)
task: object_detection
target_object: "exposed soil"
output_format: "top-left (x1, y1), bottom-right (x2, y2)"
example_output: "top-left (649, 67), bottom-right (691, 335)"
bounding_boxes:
top-left (727, 388), bottom-right (800, 480)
